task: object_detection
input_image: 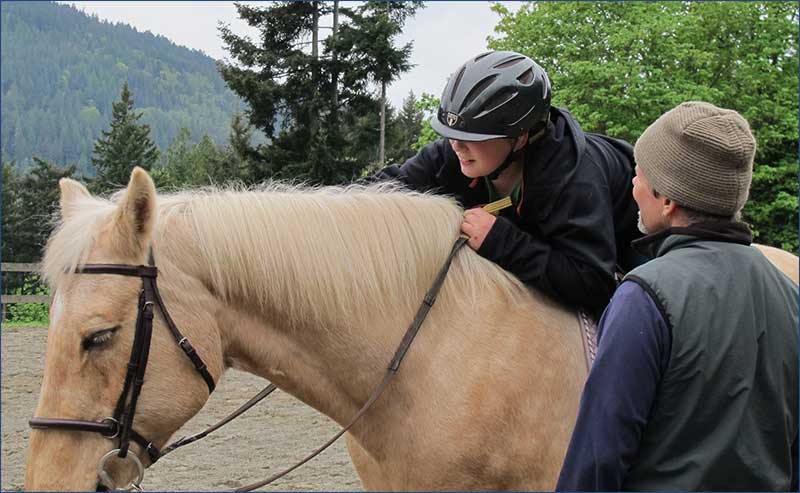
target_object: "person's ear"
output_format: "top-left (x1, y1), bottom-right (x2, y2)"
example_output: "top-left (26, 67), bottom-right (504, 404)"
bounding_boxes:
top-left (662, 197), bottom-right (678, 218)
top-left (513, 132), bottom-right (528, 151)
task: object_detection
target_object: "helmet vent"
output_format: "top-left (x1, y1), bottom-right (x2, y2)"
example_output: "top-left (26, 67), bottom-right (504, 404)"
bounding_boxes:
top-left (475, 89), bottom-right (517, 119)
top-left (493, 56), bottom-right (525, 69)
top-left (517, 68), bottom-right (534, 84)
top-left (450, 65), bottom-right (467, 103)
top-left (461, 74), bottom-right (498, 112)
top-left (473, 51), bottom-right (494, 62)
top-left (509, 103), bottom-right (537, 127)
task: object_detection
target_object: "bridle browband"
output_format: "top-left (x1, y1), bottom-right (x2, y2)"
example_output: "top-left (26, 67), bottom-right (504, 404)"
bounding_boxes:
top-left (29, 238), bottom-right (467, 491)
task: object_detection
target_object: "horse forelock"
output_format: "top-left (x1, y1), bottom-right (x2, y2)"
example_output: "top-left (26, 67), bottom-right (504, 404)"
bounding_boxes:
top-left (42, 193), bottom-right (116, 288)
top-left (43, 181), bottom-right (526, 329)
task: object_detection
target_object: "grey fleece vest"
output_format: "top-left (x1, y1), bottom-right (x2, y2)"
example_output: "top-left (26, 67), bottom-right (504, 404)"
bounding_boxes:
top-left (622, 235), bottom-right (798, 491)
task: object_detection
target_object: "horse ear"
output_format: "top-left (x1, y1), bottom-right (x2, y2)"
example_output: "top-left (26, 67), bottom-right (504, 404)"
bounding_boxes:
top-left (58, 178), bottom-right (91, 221)
top-left (110, 167), bottom-right (157, 258)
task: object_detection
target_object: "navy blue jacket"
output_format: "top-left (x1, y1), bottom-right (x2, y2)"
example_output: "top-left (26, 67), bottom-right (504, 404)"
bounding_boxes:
top-left (556, 281), bottom-right (669, 491)
top-left (374, 108), bottom-right (639, 311)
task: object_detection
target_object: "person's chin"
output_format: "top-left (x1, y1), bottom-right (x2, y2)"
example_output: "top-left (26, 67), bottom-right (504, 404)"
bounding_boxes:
top-left (460, 161), bottom-right (480, 178)
top-left (637, 215), bottom-right (649, 235)
top-left (638, 217), bottom-right (669, 235)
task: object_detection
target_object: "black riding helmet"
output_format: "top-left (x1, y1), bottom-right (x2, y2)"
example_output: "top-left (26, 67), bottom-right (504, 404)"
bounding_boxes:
top-left (431, 51), bottom-right (552, 142)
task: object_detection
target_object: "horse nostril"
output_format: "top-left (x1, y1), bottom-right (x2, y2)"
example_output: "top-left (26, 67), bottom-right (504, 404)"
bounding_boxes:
top-left (96, 482), bottom-right (109, 492)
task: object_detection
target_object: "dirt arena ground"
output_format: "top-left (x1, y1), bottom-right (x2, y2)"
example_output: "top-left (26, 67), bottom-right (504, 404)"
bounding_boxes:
top-left (1, 325), bottom-right (362, 491)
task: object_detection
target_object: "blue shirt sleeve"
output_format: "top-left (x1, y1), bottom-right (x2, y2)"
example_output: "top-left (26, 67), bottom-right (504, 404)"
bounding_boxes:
top-left (556, 280), bottom-right (671, 491)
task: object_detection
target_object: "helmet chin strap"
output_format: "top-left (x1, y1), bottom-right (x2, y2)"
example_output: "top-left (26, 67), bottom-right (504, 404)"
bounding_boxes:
top-left (486, 124), bottom-right (547, 181)
top-left (486, 142), bottom-right (518, 181)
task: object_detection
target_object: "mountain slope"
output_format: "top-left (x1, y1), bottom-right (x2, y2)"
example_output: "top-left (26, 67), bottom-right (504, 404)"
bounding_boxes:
top-left (1, 1), bottom-right (247, 174)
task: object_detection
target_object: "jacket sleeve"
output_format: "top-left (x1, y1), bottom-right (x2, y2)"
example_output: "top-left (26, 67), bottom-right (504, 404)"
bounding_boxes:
top-left (477, 176), bottom-right (618, 311)
top-left (556, 281), bottom-right (671, 491)
top-left (370, 139), bottom-right (452, 192)
top-left (791, 434), bottom-right (798, 491)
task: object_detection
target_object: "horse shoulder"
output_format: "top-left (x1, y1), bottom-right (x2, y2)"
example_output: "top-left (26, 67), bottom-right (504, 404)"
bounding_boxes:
top-left (753, 243), bottom-right (799, 285)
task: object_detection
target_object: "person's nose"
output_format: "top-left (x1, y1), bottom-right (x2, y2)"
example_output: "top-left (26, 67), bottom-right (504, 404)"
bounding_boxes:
top-left (450, 139), bottom-right (467, 152)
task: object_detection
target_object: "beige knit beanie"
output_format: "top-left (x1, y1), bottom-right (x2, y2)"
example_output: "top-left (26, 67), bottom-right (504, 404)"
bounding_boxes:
top-left (634, 101), bottom-right (756, 216)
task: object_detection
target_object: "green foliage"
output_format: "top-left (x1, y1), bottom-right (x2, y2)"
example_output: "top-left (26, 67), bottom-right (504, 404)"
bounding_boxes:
top-left (746, 160), bottom-right (799, 251)
top-left (4, 277), bottom-right (49, 325)
top-left (218, 1), bottom-right (421, 184)
top-left (2, 157), bottom-right (75, 264)
top-left (1, 1), bottom-right (251, 175)
top-left (152, 112), bottom-right (263, 188)
top-left (91, 82), bottom-right (159, 193)
top-left (2, 157), bottom-right (69, 301)
top-left (385, 91), bottom-right (425, 164)
top-left (332, 2), bottom-right (421, 167)
top-left (489, 2), bottom-right (799, 251)
top-left (151, 129), bottom-right (227, 189)
top-left (2, 163), bottom-right (22, 260)
top-left (222, 112), bottom-right (260, 184)
top-left (334, 3), bottom-right (421, 86)
top-left (412, 92), bottom-right (440, 151)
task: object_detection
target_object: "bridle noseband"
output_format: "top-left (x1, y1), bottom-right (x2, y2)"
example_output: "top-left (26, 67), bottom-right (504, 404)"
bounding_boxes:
top-left (29, 253), bottom-right (218, 491)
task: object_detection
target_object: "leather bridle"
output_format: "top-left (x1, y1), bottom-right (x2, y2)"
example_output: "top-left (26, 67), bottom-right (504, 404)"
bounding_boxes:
top-left (29, 238), bottom-right (467, 491)
top-left (28, 252), bottom-right (234, 490)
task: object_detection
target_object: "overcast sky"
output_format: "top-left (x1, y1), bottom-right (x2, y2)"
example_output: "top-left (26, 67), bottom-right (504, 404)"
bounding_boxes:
top-left (65, 1), bottom-right (521, 109)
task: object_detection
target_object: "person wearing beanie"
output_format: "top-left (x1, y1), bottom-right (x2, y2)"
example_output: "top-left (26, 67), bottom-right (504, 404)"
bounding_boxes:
top-left (372, 51), bottom-right (641, 313)
top-left (556, 101), bottom-right (799, 491)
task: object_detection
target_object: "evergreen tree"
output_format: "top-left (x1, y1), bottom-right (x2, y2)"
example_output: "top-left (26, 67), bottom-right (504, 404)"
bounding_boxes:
top-left (2, 163), bottom-right (22, 262)
top-left (219, 2), bottom-right (331, 182)
top-left (218, 1), bottom-right (421, 184)
top-left (218, 112), bottom-right (259, 184)
top-left (386, 91), bottom-right (423, 163)
top-left (91, 82), bottom-right (159, 193)
top-left (2, 2), bottom-right (245, 173)
top-left (2, 157), bottom-right (75, 299)
top-left (9, 157), bottom-right (76, 262)
top-left (151, 128), bottom-right (227, 189)
top-left (333, 2), bottom-right (421, 166)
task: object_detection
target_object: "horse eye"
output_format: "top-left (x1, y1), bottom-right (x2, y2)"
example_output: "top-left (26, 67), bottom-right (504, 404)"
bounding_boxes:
top-left (82, 327), bottom-right (119, 350)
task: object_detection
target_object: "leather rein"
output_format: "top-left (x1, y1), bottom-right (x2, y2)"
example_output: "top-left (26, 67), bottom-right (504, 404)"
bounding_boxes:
top-left (29, 237), bottom-right (467, 491)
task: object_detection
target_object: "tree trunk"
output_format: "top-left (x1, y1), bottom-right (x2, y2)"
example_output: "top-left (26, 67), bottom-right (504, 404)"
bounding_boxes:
top-left (379, 80), bottom-right (386, 166)
top-left (310, 1), bottom-right (320, 141)
top-left (312, 2), bottom-right (319, 59)
top-left (331, 0), bottom-right (339, 113)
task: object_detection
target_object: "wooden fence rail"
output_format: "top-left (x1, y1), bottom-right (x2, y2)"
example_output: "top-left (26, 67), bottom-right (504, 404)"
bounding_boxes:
top-left (2, 294), bottom-right (51, 304)
top-left (2, 263), bottom-right (41, 273)
top-left (2, 263), bottom-right (50, 323)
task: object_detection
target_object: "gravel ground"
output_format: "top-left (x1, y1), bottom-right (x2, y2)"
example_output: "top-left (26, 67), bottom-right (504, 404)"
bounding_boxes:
top-left (2, 325), bottom-right (362, 492)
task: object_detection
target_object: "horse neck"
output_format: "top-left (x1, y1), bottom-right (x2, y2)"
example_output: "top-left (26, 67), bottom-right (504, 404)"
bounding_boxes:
top-left (154, 191), bottom-right (450, 425)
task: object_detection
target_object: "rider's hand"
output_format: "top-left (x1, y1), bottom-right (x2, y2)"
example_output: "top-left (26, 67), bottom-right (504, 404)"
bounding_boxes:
top-left (461, 207), bottom-right (496, 251)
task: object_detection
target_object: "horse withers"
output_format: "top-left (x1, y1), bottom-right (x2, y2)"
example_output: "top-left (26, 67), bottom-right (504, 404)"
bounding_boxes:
top-left (24, 168), bottom-right (798, 491)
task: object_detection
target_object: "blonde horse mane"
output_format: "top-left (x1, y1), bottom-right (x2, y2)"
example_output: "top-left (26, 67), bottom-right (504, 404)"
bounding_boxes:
top-left (43, 182), bottom-right (527, 329)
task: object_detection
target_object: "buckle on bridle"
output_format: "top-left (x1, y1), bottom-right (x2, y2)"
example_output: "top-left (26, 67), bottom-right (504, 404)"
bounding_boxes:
top-left (100, 417), bottom-right (121, 440)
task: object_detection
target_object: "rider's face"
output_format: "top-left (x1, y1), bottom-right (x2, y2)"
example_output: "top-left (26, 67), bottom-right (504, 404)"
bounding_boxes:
top-left (449, 138), bottom-right (516, 179)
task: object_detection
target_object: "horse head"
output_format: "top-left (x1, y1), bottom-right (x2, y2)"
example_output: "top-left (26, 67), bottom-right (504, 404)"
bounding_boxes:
top-left (25, 168), bottom-right (224, 491)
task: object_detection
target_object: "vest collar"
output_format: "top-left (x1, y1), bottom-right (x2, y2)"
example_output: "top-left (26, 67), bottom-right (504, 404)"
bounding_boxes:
top-left (632, 221), bottom-right (753, 259)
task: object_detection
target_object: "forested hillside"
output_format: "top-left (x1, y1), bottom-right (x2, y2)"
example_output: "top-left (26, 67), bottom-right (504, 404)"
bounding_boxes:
top-left (1, 1), bottom-right (248, 174)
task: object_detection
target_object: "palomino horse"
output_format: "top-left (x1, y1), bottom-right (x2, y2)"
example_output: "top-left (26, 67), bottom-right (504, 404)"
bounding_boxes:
top-left (25, 168), bottom-right (798, 491)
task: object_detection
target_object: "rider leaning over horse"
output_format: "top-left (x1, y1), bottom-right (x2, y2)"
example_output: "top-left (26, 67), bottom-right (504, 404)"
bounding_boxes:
top-left (374, 51), bottom-right (640, 314)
